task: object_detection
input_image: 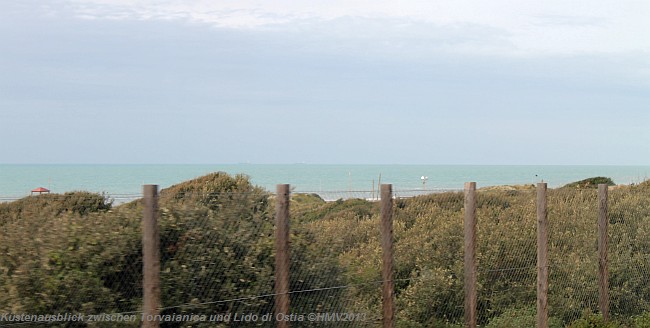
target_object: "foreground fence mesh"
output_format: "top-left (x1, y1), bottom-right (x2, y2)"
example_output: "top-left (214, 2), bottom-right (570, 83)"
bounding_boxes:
top-left (1, 177), bottom-right (650, 327)
top-left (391, 191), bottom-right (465, 326)
top-left (289, 191), bottom-right (382, 327)
top-left (154, 190), bottom-right (276, 327)
top-left (608, 186), bottom-right (650, 321)
top-left (0, 192), bottom-right (142, 327)
top-left (476, 189), bottom-right (538, 326)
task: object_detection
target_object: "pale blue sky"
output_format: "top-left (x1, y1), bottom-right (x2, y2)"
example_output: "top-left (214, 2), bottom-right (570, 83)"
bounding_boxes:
top-left (1, 1), bottom-right (649, 165)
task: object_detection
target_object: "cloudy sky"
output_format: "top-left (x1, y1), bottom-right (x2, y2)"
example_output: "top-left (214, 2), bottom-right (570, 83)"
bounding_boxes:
top-left (1, 0), bottom-right (649, 164)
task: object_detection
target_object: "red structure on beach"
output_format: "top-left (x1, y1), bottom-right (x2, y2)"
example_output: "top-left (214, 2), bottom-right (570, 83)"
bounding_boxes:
top-left (31, 187), bottom-right (50, 195)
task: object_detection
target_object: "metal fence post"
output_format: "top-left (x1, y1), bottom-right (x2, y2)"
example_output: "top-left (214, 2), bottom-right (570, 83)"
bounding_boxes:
top-left (143, 185), bottom-right (160, 328)
top-left (464, 182), bottom-right (477, 328)
top-left (380, 184), bottom-right (395, 328)
top-left (275, 184), bottom-right (291, 328)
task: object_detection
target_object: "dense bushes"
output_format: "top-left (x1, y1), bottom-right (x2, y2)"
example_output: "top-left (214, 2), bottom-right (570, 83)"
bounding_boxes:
top-left (1, 174), bottom-right (649, 327)
top-left (0, 173), bottom-right (352, 327)
top-left (485, 307), bottom-right (563, 328)
top-left (1, 173), bottom-right (277, 327)
top-left (0, 191), bottom-right (111, 225)
top-left (563, 177), bottom-right (616, 189)
top-left (0, 194), bottom-right (140, 327)
top-left (293, 180), bottom-right (650, 327)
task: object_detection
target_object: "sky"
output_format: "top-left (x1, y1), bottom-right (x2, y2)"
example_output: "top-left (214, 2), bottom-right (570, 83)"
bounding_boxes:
top-left (1, 0), bottom-right (649, 165)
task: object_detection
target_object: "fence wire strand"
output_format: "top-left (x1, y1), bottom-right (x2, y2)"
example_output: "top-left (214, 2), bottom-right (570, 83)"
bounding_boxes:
top-left (2, 181), bottom-right (650, 327)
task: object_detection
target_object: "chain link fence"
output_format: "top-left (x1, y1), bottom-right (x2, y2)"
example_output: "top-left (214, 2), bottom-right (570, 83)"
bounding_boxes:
top-left (0, 192), bottom-right (142, 327)
top-left (1, 176), bottom-right (650, 327)
top-left (608, 185), bottom-right (650, 322)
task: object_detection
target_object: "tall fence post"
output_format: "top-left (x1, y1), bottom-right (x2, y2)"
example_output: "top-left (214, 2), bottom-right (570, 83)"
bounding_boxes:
top-left (464, 182), bottom-right (477, 328)
top-left (380, 184), bottom-right (395, 328)
top-left (275, 184), bottom-right (291, 328)
top-left (598, 184), bottom-right (609, 321)
top-left (143, 185), bottom-right (160, 328)
top-left (537, 183), bottom-right (549, 328)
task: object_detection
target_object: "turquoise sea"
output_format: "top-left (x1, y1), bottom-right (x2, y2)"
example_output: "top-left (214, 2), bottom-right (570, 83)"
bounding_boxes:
top-left (1, 164), bottom-right (649, 202)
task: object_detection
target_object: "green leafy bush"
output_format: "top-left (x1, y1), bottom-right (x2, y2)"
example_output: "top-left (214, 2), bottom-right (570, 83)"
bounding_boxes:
top-left (563, 177), bottom-right (616, 189)
top-left (486, 307), bottom-right (563, 328)
top-left (0, 191), bottom-right (111, 225)
top-left (2, 173), bottom-right (649, 327)
top-left (632, 312), bottom-right (650, 328)
top-left (567, 311), bottom-right (622, 328)
top-left (0, 197), bottom-right (140, 327)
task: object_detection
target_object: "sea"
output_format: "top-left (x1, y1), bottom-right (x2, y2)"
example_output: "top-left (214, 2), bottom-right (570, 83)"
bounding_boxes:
top-left (1, 164), bottom-right (649, 202)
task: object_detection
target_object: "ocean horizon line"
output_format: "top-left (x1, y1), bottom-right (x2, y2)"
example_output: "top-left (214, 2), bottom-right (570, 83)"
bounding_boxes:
top-left (2, 163), bottom-right (649, 166)
top-left (2, 164), bottom-right (648, 201)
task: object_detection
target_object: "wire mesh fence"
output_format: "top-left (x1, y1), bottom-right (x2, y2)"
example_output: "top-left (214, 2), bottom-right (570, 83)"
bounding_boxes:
top-left (608, 185), bottom-right (650, 322)
top-left (288, 222), bottom-right (382, 327)
top-left (391, 190), bottom-right (466, 327)
top-left (0, 192), bottom-right (143, 327)
top-left (154, 189), bottom-right (276, 327)
top-left (1, 177), bottom-right (650, 327)
top-left (546, 187), bottom-right (600, 324)
top-left (292, 188), bottom-right (456, 202)
top-left (476, 189), bottom-right (538, 326)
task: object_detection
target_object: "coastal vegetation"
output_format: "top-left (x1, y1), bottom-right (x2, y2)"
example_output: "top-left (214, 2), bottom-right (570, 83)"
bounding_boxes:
top-left (562, 177), bottom-right (616, 189)
top-left (1, 173), bottom-right (650, 327)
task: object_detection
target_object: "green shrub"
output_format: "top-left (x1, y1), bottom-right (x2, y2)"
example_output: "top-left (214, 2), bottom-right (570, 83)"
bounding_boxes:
top-left (486, 307), bottom-right (563, 328)
top-left (0, 191), bottom-right (111, 225)
top-left (0, 201), bottom-right (141, 327)
top-left (568, 312), bottom-right (622, 328)
top-left (633, 312), bottom-right (650, 328)
top-left (563, 177), bottom-right (616, 189)
top-left (3, 175), bottom-right (650, 327)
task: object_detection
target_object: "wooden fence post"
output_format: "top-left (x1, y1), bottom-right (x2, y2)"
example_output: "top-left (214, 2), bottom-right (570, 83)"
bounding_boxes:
top-left (275, 184), bottom-right (291, 328)
top-left (537, 183), bottom-right (549, 328)
top-left (380, 184), bottom-right (395, 328)
top-left (464, 182), bottom-right (477, 328)
top-left (598, 184), bottom-right (609, 321)
top-left (143, 185), bottom-right (160, 328)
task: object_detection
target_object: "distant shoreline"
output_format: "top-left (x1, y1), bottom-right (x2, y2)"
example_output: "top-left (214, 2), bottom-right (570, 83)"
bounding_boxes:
top-left (1, 164), bottom-right (648, 201)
